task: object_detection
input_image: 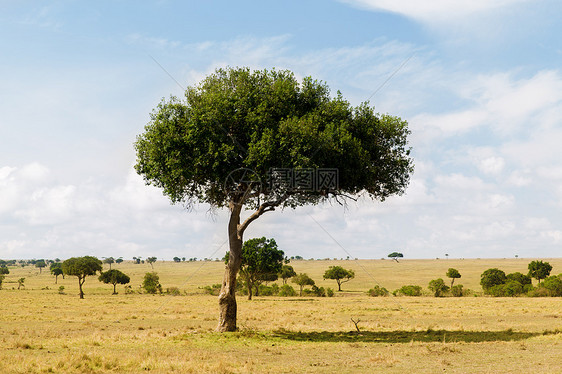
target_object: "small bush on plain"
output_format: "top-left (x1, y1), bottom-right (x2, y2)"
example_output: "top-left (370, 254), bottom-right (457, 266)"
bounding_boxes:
top-left (368, 285), bottom-right (389, 297)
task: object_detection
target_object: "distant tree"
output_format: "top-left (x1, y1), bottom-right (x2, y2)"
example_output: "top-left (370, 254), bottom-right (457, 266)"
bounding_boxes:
top-left (323, 266), bottom-right (355, 291)
top-left (528, 260), bottom-right (552, 284)
top-left (428, 278), bottom-right (449, 297)
top-left (173, 257), bottom-right (181, 263)
top-left (62, 256), bottom-right (103, 299)
top-left (133, 256), bottom-right (142, 264)
top-left (506, 272), bottom-right (532, 286)
top-left (103, 257), bottom-right (115, 270)
top-left (35, 259), bottom-right (46, 274)
top-left (142, 272), bottom-right (161, 294)
top-left (292, 273), bottom-right (315, 296)
top-left (225, 237), bottom-right (285, 300)
top-left (99, 269), bottom-right (130, 294)
top-left (54, 258), bottom-right (61, 263)
top-left (279, 265), bottom-right (297, 285)
top-left (147, 257), bottom-right (157, 269)
top-left (50, 263), bottom-right (64, 284)
top-left (181, 257), bottom-right (186, 262)
top-left (480, 268), bottom-right (507, 293)
top-left (446, 268), bottom-right (461, 288)
top-left (17, 278), bottom-right (25, 290)
top-left (0, 266), bottom-right (9, 275)
top-left (388, 252), bottom-right (403, 262)
top-left (115, 257), bottom-right (124, 264)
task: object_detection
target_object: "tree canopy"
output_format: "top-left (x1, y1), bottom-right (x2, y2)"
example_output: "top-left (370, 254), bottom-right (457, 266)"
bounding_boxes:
top-left (99, 269), bottom-right (130, 294)
top-left (480, 268), bottom-right (507, 293)
top-left (62, 256), bottom-right (103, 299)
top-left (323, 266), bottom-right (355, 291)
top-left (50, 262), bottom-right (63, 283)
top-left (134, 67), bottom-right (414, 331)
top-left (279, 264), bottom-right (297, 284)
top-left (528, 260), bottom-right (552, 284)
top-left (292, 273), bottom-right (315, 296)
top-left (446, 268), bottom-right (461, 287)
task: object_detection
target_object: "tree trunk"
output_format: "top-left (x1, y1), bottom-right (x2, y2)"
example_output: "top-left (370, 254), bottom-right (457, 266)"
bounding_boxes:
top-left (337, 280), bottom-right (342, 291)
top-left (113, 283), bottom-right (117, 294)
top-left (217, 202), bottom-right (243, 332)
top-left (55, 275), bottom-right (58, 284)
top-left (79, 277), bottom-right (85, 299)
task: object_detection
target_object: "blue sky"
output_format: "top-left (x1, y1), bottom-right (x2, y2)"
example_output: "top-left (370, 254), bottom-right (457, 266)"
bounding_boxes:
top-left (1, 0), bottom-right (562, 261)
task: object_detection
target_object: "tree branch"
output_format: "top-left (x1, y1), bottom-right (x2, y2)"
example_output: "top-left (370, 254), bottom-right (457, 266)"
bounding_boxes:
top-left (238, 195), bottom-right (288, 234)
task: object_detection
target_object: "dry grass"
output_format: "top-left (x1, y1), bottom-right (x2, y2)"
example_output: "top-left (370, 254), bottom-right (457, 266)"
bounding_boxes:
top-left (0, 259), bottom-right (561, 373)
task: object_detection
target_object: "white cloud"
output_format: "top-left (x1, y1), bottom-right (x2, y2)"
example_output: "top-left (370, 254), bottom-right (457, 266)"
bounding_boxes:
top-left (340, 0), bottom-right (531, 23)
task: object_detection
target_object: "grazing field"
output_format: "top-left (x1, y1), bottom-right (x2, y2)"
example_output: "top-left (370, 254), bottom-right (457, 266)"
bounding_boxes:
top-left (1, 258), bottom-right (561, 373)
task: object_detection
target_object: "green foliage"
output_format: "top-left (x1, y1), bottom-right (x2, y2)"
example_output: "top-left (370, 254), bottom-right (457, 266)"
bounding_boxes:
top-left (540, 275), bottom-right (562, 296)
top-left (308, 285), bottom-right (327, 297)
top-left (326, 287), bottom-right (334, 297)
top-left (528, 260), bottom-right (552, 284)
top-left (488, 281), bottom-right (524, 297)
top-left (103, 257), bottom-right (115, 269)
top-left (395, 285), bottom-right (422, 296)
top-left (480, 268), bottom-right (507, 293)
top-left (98, 269), bottom-right (131, 294)
top-left (446, 268), bottom-right (461, 287)
top-left (450, 284), bottom-right (464, 297)
top-left (35, 259), bottom-right (46, 273)
top-left (134, 67), bottom-right (414, 210)
top-left (58, 286), bottom-right (65, 294)
top-left (428, 278), bottom-right (449, 297)
top-left (17, 278), bottom-right (25, 290)
top-left (388, 252), bottom-right (403, 259)
top-left (292, 273), bottom-right (315, 296)
top-left (50, 263), bottom-right (64, 283)
top-left (173, 257), bottom-right (181, 263)
top-left (142, 272), bottom-right (162, 294)
top-left (278, 284), bottom-right (297, 297)
top-left (258, 283), bottom-right (279, 296)
top-left (0, 266), bottom-right (9, 275)
top-left (62, 256), bottom-right (103, 299)
top-left (279, 265), bottom-right (297, 284)
top-left (227, 237), bottom-right (285, 300)
top-left (323, 266), bottom-right (355, 291)
top-left (0, 274), bottom-right (4, 289)
top-left (367, 285), bottom-right (389, 297)
top-left (506, 272), bottom-right (532, 286)
top-left (203, 284), bottom-right (222, 296)
top-left (146, 257), bottom-right (157, 269)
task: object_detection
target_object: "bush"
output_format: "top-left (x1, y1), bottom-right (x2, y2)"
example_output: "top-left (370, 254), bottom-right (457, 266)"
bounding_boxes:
top-left (166, 287), bottom-right (181, 296)
top-left (258, 283), bottom-right (279, 296)
top-left (368, 285), bottom-right (389, 297)
top-left (451, 284), bottom-right (464, 297)
top-left (58, 286), bottom-right (65, 295)
top-left (540, 276), bottom-right (562, 296)
top-left (428, 278), bottom-right (449, 297)
top-left (304, 285), bottom-right (327, 297)
top-left (203, 284), bottom-right (222, 296)
top-left (488, 280), bottom-right (523, 297)
top-left (506, 272), bottom-right (532, 286)
top-left (527, 287), bottom-right (551, 297)
top-left (395, 285), bottom-right (422, 296)
top-left (480, 268), bottom-right (507, 293)
top-left (124, 285), bottom-right (134, 294)
top-left (326, 288), bottom-right (334, 297)
top-left (278, 284), bottom-right (297, 297)
top-left (142, 272), bottom-right (162, 294)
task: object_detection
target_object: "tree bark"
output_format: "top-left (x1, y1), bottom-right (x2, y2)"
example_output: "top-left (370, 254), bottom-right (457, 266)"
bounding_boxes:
top-left (79, 277), bottom-right (85, 299)
top-left (217, 201), bottom-right (243, 332)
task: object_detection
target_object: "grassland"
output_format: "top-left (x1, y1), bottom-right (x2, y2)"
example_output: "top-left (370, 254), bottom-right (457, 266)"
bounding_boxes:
top-left (1, 258), bottom-right (561, 373)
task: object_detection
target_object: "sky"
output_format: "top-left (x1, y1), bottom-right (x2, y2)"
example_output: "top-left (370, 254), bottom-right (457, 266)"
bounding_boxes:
top-left (1, 0), bottom-right (562, 261)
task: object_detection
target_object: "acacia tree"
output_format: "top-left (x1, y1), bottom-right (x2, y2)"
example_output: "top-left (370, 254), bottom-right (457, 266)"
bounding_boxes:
top-left (323, 266), bottom-right (355, 291)
top-left (446, 268), bottom-right (461, 288)
top-left (62, 256), bottom-right (103, 299)
top-left (279, 264), bottom-right (297, 284)
top-left (134, 67), bottom-right (413, 331)
top-left (528, 260), bottom-right (552, 284)
top-left (147, 257), bottom-right (157, 269)
top-left (292, 273), bottom-right (316, 296)
top-left (35, 259), bottom-right (46, 274)
top-left (225, 237), bottom-right (285, 300)
top-left (50, 263), bottom-right (64, 284)
top-left (99, 269), bottom-right (130, 294)
top-left (103, 257), bottom-right (115, 270)
top-left (388, 252), bottom-right (403, 262)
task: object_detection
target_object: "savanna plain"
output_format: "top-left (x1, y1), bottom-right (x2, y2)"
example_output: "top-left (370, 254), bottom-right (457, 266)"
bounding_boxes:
top-left (1, 258), bottom-right (561, 373)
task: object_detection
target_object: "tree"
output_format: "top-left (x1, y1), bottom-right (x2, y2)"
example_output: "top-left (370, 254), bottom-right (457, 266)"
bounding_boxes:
top-left (480, 268), bottom-right (507, 293)
top-left (17, 278), bottom-right (25, 290)
top-left (50, 263), bottom-right (64, 284)
top-left (115, 257), bottom-right (124, 264)
top-left (279, 264), bottom-right (297, 284)
top-left (147, 257), bottom-right (157, 269)
top-left (103, 257), bottom-right (115, 270)
top-left (428, 278), bottom-right (449, 297)
top-left (292, 273), bottom-right (315, 296)
top-left (541, 276), bottom-right (562, 296)
top-left (142, 272), bottom-right (161, 294)
top-left (35, 259), bottom-right (46, 274)
top-left (528, 260), bottom-right (552, 284)
top-left (134, 67), bottom-right (413, 331)
top-left (323, 266), bottom-right (355, 291)
top-left (61, 256), bottom-right (103, 299)
top-left (225, 237), bottom-right (285, 300)
top-left (98, 269), bottom-right (130, 294)
top-left (506, 272), bottom-right (532, 286)
top-left (388, 252), bottom-right (403, 262)
top-left (0, 274), bottom-right (4, 289)
top-left (173, 257), bottom-right (181, 263)
top-left (0, 266), bottom-right (9, 275)
top-left (446, 268), bottom-right (461, 288)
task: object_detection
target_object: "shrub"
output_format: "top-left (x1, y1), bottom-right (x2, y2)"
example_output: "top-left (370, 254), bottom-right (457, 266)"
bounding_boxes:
top-left (124, 285), bottom-right (134, 294)
top-left (527, 287), bottom-right (551, 297)
top-left (166, 287), bottom-right (181, 296)
top-left (278, 284), bottom-right (297, 297)
top-left (396, 285), bottom-right (422, 296)
top-left (368, 285), bottom-right (389, 297)
top-left (506, 272), bottom-right (532, 286)
top-left (258, 283), bottom-right (279, 296)
top-left (142, 272), bottom-right (162, 294)
top-left (311, 285), bottom-right (326, 297)
top-left (451, 284), bottom-right (464, 297)
top-left (58, 286), bottom-right (65, 294)
top-left (488, 280), bottom-right (523, 297)
top-left (326, 288), bottom-right (334, 297)
top-left (540, 276), bottom-right (562, 296)
top-left (203, 284), bottom-right (222, 296)
top-left (428, 278), bottom-right (449, 297)
top-left (480, 268), bottom-right (507, 293)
